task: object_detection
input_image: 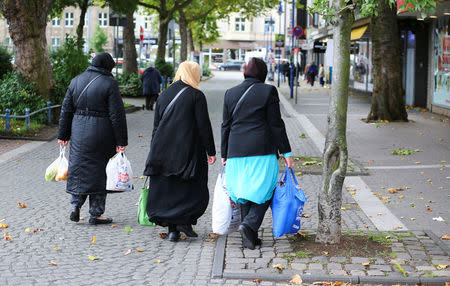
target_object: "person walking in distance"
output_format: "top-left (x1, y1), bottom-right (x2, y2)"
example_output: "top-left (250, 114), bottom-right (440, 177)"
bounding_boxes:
top-left (143, 61), bottom-right (216, 242)
top-left (57, 52), bottom-right (128, 225)
top-left (307, 61), bottom-right (318, 87)
top-left (319, 64), bottom-right (325, 87)
top-left (141, 65), bottom-right (162, 110)
top-left (221, 57), bottom-right (293, 250)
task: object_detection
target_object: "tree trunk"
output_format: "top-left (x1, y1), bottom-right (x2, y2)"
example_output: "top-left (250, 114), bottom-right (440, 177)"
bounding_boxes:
top-left (0, 0), bottom-right (55, 99)
top-left (188, 28), bottom-right (195, 53)
top-left (76, 0), bottom-right (89, 52)
top-left (157, 16), bottom-right (169, 60)
top-left (367, 1), bottom-right (407, 121)
top-left (178, 10), bottom-right (188, 62)
top-left (315, 0), bottom-right (353, 244)
top-left (123, 9), bottom-right (138, 73)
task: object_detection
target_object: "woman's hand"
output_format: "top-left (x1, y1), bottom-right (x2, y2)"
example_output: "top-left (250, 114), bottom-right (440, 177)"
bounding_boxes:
top-left (116, 146), bottom-right (126, 152)
top-left (208, 156), bottom-right (216, 165)
top-left (58, 139), bottom-right (68, 146)
top-left (221, 158), bottom-right (226, 166)
top-left (284, 156), bottom-right (294, 169)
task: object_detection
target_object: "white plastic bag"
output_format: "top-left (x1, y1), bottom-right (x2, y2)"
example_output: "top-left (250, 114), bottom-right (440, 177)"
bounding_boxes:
top-left (106, 152), bottom-right (133, 191)
top-left (45, 146), bottom-right (68, 182)
top-left (212, 168), bottom-right (241, 235)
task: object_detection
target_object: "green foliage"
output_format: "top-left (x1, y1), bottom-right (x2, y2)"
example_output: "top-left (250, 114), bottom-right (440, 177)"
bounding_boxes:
top-left (391, 147), bottom-right (420, 155)
top-left (91, 25), bottom-right (108, 53)
top-left (155, 59), bottom-right (174, 78)
top-left (0, 72), bottom-right (47, 121)
top-left (0, 118), bottom-right (45, 135)
top-left (0, 45), bottom-right (12, 79)
top-left (117, 72), bottom-right (143, 97)
top-left (295, 250), bottom-right (312, 258)
top-left (202, 68), bottom-right (211, 77)
top-left (50, 36), bottom-right (90, 104)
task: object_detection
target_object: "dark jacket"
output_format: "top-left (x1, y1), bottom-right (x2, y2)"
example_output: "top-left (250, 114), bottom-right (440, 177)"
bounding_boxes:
top-left (141, 67), bottom-right (162, 95)
top-left (58, 61), bottom-right (128, 195)
top-left (221, 77), bottom-right (291, 159)
top-left (307, 64), bottom-right (318, 77)
top-left (144, 80), bottom-right (215, 179)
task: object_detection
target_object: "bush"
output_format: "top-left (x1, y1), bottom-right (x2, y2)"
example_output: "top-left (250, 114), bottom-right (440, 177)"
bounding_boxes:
top-left (0, 45), bottom-right (12, 79)
top-left (202, 68), bottom-right (211, 77)
top-left (116, 72), bottom-right (142, 97)
top-left (155, 58), bottom-right (174, 78)
top-left (0, 71), bottom-right (47, 122)
top-left (50, 36), bottom-right (90, 104)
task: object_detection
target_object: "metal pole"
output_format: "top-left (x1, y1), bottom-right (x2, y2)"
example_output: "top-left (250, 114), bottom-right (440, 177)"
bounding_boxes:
top-left (277, 1), bottom-right (283, 88)
top-left (115, 19), bottom-right (119, 76)
top-left (5, 109), bottom-right (10, 133)
top-left (289, 0), bottom-right (295, 98)
top-left (25, 108), bottom-right (30, 132)
top-left (47, 101), bottom-right (51, 124)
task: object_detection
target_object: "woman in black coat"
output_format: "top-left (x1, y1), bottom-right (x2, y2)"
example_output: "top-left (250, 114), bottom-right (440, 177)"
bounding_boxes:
top-left (143, 61), bottom-right (216, 242)
top-left (57, 52), bottom-right (128, 225)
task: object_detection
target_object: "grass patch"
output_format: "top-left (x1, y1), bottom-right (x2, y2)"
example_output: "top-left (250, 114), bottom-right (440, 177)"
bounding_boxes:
top-left (0, 118), bottom-right (47, 136)
top-left (392, 147), bottom-right (420, 156)
top-left (295, 250), bottom-right (312, 258)
top-left (123, 102), bottom-right (133, 108)
top-left (282, 254), bottom-right (294, 263)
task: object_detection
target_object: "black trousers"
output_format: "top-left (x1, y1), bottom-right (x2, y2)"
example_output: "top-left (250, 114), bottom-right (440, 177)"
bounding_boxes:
top-left (70, 194), bottom-right (106, 218)
top-left (240, 199), bottom-right (271, 235)
top-left (145, 94), bottom-right (158, 110)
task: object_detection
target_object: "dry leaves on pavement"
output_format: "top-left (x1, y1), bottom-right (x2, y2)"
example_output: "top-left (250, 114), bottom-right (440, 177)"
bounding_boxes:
top-left (252, 279), bottom-right (261, 283)
top-left (441, 235), bottom-right (450, 240)
top-left (4, 232), bottom-right (12, 241)
top-left (290, 274), bottom-right (302, 285)
top-left (88, 255), bottom-right (99, 261)
top-left (272, 264), bottom-right (283, 270)
top-left (159, 233), bottom-right (168, 239)
top-left (124, 249), bottom-right (132, 255)
top-left (49, 261), bottom-right (57, 266)
top-left (17, 202), bottom-right (27, 208)
top-left (0, 223), bottom-right (8, 229)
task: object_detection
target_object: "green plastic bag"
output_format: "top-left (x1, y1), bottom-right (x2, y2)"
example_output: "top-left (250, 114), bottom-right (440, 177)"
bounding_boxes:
top-left (138, 177), bottom-right (155, 226)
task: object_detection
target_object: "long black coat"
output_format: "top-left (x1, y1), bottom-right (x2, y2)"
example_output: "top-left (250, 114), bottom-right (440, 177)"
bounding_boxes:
top-left (143, 80), bottom-right (215, 226)
top-left (221, 77), bottom-right (291, 159)
top-left (58, 66), bottom-right (128, 195)
top-left (141, 67), bottom-right (162, 95)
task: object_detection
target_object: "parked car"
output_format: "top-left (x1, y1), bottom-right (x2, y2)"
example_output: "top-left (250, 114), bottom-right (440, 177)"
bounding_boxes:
top-left (217, 60), bottom-right (244, 71)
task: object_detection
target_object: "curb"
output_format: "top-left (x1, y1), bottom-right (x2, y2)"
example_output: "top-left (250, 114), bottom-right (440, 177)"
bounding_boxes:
top-left (212, 230), bottom-right (450, 284)
top-left (125, 105), bottom-right (142, 114)
top-left (0, 133), bottom-right (57, 142)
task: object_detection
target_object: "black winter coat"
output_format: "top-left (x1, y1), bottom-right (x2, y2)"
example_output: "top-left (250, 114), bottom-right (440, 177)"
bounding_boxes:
top-left (144, 80), bottom-right (215, 179)
top-left (141, 67), bottom-right (162, 95)
top-left (221, 77), bottom-right (291, 159)
top-left (58, 66), bottom-right (128, 195)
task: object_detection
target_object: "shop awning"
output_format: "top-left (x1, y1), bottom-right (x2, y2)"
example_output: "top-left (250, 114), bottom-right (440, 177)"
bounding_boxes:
top-left (351, 25), bottom-right (368, 40)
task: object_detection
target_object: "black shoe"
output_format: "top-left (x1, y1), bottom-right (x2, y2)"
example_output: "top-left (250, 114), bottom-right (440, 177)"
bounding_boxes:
top-left (70, 208), bottom-right (80, 222)
top-left (238, 224), bottom-right (255, 250)
top-left (149, 105), bottom-right (154, 111)
top-left (168, 231), bottom-right (180, 242)
top-left (176, 224), bottom-right (198, 237)
top-left (255, 238), bottom-right (262, 246)
top-left (89, 217), bottom-right (113, 225)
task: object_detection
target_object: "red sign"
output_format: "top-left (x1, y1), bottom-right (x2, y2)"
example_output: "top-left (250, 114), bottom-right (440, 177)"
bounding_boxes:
top-left (293, 26), bottom-right (303, 37)
top-left (140, 26), bottom-right (144, 41)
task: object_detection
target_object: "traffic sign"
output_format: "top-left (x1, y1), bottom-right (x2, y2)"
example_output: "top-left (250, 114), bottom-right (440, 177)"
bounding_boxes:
top-left (292, 26), bottom-right (303, 37)
top-left (140, 26), bottom-right (144, 41)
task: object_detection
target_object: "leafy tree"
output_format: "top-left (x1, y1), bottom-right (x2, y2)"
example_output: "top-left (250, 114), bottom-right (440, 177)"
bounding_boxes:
top-left (0, 45), bottom-right (12, 79)
top-left (308, 0), bottom-right (437, 244)
top-left (0, 0), bottom-right (55, 98)
top-left (91, 24), bottom-right (108, 52)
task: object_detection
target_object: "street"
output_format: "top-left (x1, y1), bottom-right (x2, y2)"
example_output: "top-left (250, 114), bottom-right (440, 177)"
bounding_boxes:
top-left (0, 71), bottom-right (448, 285)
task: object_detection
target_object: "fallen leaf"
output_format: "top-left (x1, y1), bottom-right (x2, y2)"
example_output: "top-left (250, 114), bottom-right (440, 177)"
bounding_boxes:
top-left (138, 133), bottom-right (143, 138)
top-left (290, 274), bottom-right (303, 285)
top-left (124, 249), bottom-right (131, 255)
top-left (393, 226), bottom-right (403, 230)
top-left (91, 236), bottom-right (96, 244)
top-left (132, 176), bottom-right (138, 179)
top-left (362, 262), bottom-right (370, 266)
top-left (341, 207), bottom-right (346, 210)
top-left (272, 263), bottom-right (283, 270)
top-left (159, 233), bottom-right (168, 239)
top-left (302, 213), bottom-right (311, 218)
top-left (410, 218), bottom-right (416, 221)
top-left (179, 237), bottom-right (187, 240)
top-left (156, 259), bottom-right (161, 263)
top-left (111, 224), bottom-right (118, 228)
top-left (33, 228), bottom-right (40, 233)
top-left (49, 261), bottom-right (57, 266)
top-left (24, 228), bottom-right (31, 233)
top-left (441, 235), bottom-right (450, 240)
top-left (439, 186), bottom-right (444, 190)
top-left (401, 158), bottom-right (406, 161)
top-left (333, 282), bottom-right (343, 286)
top-left (428, 200), bottom-right (436, 203)
top-left (420, 171), bottom-right (425, 175)
top-left (296, 231), bottom-right (308, 237)
top-left (437, 264), bottom-right (449, 270)
top-left (398, 195), bottom-right (405, 199)
top-left (415, 161), bottom-right (421, 164)
top-left (410, 203), bottom-right (415, 207)
top-left (441, 160), bottom-right (447, 163)
top-left (209, 233), bottom-right (220, 238)
top-left (377, 213), bottom-right (383, 216)
top-left (426, 207), bottom-right (432, 212)
top-left (427, 178), bottom-right (433, 183)
top-left (17, 202), bottom-right (27, 208)
top-left (88, 256), bottom-right (99, 261)
top-left (124, 226), bottom-right (132, 233)
top-left (364, 224), bottom-right (369, 228)
top-left (322, 251), bottom-right (329, 255)
top-left (350, 191), bottom-right (356, 195)
top-left (252, 279), bottom-right (261, 283)
top-left (204, 239), bottom-right (215, 242)
top-left (375, 193), bottom-right (381, 196)
top-left (381, 196), bottom-right (391, 200)
top-left (4, 232), bottom-right (12, 241)
top-left (0, 223), bottom-right (8, 229)
top-left (388, 188), bottom-right (398, 194)
top-left (418, 132), bottom-right (424, 135)
top-left (313, 282), bottom-right (331, 285)
top-left (136, 249), bottom-right (145, 252)
top-left (432, 217), bottom-right (445, 222)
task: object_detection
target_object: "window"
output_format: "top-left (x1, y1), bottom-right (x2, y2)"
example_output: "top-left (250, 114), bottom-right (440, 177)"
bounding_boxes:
top-left (65, 12), bottom-right (74, 27)
top-left (98, 12), bottom-right (108, 27)
top-left (51, 37), bottom-right (61, 50)
top-left (51, 17), bottom-right (60, 27)
top-left (235, 17), bottom-right (245, 32)
top-left (313, 13), bottom-right (319, 27)
top-left (144, 17), bottom-right (150, 30)
top-left (84, 15), bottom-right (89, 26)
top-left (264, 18), bottom-right (275, 33)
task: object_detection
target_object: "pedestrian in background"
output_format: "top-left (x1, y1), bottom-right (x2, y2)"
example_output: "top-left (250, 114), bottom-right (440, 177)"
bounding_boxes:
top-left (304, 62), bottom-right (311, 83)
top-left (307, 62), bottom-right (318, 87)
top-left (141, 65), bottom-right (162, 110)
top-left (221, 57), bottom-right (293, 250)
top-left (57, 52), bottom-right (128, 225)
top-left (143, 61), bottom-right (216, 242)
top-left (319, 64), bottom-right (325, 87)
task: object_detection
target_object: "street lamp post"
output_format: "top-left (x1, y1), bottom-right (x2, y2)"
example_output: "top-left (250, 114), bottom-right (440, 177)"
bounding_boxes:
top-left (277, 0), bottom-right (283, 88)
top-left (289, 0), bottom-right (295, 98)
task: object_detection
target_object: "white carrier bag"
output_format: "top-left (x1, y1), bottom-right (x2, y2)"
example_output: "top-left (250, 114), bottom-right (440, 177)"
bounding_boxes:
top-left (106, 151), bottom-right (133, 192)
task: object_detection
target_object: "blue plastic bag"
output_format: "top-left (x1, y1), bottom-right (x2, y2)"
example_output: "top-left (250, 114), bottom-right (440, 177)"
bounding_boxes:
top-left (271, 167), bottom-right (307, 238)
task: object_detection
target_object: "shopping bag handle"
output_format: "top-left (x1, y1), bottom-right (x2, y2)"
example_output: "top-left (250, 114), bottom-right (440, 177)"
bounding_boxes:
top-left (278, 166), bottom-right (298, 186)
top-left (142, 176), bottom-right (149, 189)
top-left (59, 145), bottom-right (66, 157)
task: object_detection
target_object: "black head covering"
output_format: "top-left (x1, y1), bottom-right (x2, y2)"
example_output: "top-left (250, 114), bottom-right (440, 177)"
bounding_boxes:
top-left (91, 52), bottom-right (115, 72)
top-left (244, 57), bottom-right (267, 82)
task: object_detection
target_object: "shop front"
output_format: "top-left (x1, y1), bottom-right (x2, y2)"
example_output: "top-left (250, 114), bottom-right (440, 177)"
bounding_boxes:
top-left (349, 25), bottom-right (373, 93)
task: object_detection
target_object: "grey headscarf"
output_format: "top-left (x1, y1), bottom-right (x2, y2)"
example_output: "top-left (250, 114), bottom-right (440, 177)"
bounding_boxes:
top-left (91, 52), bottom-right (115, 72)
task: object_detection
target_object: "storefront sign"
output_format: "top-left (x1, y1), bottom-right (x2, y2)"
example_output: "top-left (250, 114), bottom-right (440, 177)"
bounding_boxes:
top-left (275, 34), bottom-right (285, 48)
top-left (299, 39), bottom-right (313, 50)
top-left (432, 23), bottom-right (450, 108)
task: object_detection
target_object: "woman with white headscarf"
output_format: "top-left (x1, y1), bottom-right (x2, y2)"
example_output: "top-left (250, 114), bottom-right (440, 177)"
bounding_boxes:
top-left (143, 61), bottom-right (216, 242)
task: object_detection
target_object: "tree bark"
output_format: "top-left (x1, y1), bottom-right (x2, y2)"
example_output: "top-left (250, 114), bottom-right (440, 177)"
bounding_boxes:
top-left (123, 9), bottom-right (138, 73)
top-left (76, 0), bottom-right (89, 52)
top-left (178, 10), bottom-right (188, 62)
top-left (315, 0), bottom-right (353, 244)
top-left (188, 28), bottom-right (195, 53)
top-left (157, 16), bottom-right (169, 60)
top-left (367, 1), bottom-right (407, 121)
top-left (0, 0), bottom-right (55, 99)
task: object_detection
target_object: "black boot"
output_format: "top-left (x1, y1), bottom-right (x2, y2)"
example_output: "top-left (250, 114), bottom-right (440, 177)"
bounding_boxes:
top-left (70, 208), bottom-right (80, 222)
top-left (238, 224), bottom-right (256, 250)
top-left (168, 231), bottom-right (180, 242)
top-left (176, 224), bottom-right (198, 237)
